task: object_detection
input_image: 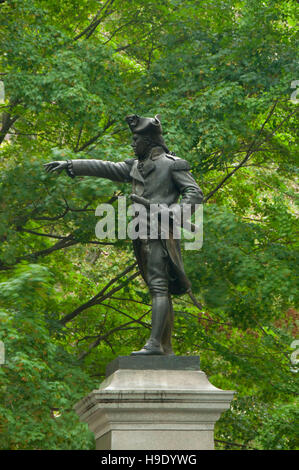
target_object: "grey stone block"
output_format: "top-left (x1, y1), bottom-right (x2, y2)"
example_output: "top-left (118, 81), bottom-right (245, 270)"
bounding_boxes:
top-left (74, 365), bottom-right (235, 450)
top-left (105, 355), bottom-right (200, 377)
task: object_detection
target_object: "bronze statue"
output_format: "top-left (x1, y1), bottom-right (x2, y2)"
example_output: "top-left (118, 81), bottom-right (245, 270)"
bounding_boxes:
top-left (44, 115), bottom-right (203, 356)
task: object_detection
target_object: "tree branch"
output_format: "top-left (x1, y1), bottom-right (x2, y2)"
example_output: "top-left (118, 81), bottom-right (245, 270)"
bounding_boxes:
top-left (78, 312), bottom-right (148, 360)
top-left (74, 124), bottom-right (84, 152)
top-left (0, 234), bottom-right (114, 271)
top-left (32, 207), bottom-right (70, 221)
top-left (60, 263), bottom-right (139, 325)
top-left (110, 296), bottom-right (151, 307)
top-left (76, 119), bottom-right (116, 152)
top-left (98, 301), bottom-right (150, 328)
top-left (0, 113), bottom-right (19, 144)
top-left (102, 18), bottom-right (140, 46)
top-left (0, 239), bottom-right (80, 271)
top-left (17, 228), bottom-right (115, 245)
top-left (0, 98), bottom-right (21, 144)
top-left (73, 0), bottom-right (116, 41)
top-left (17, 228), bottom-right (67, 240)
top-left (204, 102), bottom-right (298, 202)
top-left (17, 237), bottom-right (78, 260)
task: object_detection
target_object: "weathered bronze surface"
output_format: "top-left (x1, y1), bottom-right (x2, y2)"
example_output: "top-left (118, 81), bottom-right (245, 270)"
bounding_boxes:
top-left (44, 115), bottom-right (203, 356)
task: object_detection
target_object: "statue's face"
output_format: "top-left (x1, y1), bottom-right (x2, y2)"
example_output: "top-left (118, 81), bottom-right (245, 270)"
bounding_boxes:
top-left (131, 133), bottom-right (149, 158)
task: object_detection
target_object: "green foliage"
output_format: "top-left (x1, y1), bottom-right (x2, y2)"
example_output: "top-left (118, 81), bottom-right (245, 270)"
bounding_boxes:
top-left (0, 265), bottom-right (95, 449)
top-left (0, 0), bottom-right (298, 450)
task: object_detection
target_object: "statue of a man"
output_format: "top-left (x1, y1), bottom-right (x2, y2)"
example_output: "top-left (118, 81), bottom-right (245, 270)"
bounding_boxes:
top-left (44, 115), bottom-right (203, 356)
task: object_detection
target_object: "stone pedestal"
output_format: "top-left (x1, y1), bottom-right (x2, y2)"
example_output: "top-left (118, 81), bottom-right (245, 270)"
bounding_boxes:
top-left (74, 356), bottom-right (234, 450)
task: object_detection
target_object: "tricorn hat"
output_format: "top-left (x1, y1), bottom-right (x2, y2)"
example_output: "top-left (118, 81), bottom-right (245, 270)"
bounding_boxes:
top-left (125, 114), bottom-right (162, 136)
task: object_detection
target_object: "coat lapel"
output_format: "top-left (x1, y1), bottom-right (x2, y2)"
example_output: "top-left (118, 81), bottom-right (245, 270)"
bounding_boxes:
top-left (130, 149), bottom-right (162, 182)
top-left (142, 159), bottom-right (155, 177)
top-left (130, 160), bottom-right (144, 183)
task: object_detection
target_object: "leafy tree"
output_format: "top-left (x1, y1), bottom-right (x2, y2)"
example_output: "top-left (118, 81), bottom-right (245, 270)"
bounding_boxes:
top-left (0, 264), bottom-right (95, 449)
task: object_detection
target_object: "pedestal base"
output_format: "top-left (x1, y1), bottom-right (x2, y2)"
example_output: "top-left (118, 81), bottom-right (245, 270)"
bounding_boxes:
top-left (74, 356), bottom-right (234, 450)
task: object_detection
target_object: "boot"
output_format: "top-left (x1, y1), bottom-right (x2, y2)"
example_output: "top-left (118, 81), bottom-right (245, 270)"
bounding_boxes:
top-left (131, 294), bottom-right (169, 356)
top-left (161, 295), bottom-right (175, 355)
top-left (131, 338), bottom-right (164, 356)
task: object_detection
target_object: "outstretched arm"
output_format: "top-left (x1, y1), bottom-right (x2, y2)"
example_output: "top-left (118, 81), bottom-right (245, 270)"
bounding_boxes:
top-left (44, 159), bottom-right (133, 183)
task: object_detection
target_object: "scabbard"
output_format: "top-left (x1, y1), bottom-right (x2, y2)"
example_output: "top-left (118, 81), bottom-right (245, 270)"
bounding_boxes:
top-left (130, 194), bottom-right (199, 233)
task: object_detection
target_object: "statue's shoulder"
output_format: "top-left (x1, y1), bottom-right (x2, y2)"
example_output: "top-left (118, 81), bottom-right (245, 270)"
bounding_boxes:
top-left (165, 153), bottom-right (191, 171)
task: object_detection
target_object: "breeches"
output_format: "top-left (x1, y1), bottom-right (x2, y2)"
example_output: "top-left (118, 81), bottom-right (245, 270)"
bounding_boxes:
top-left (140, 239), bottom-right (169, 296)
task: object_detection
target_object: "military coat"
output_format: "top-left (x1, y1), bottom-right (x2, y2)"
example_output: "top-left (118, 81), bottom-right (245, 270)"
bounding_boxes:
top-left (67, 147), bottom-right (203, 295)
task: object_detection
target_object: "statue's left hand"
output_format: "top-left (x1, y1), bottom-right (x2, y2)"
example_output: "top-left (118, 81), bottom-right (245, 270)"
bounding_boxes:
top-left (43, 161), bottom-right (68, 174)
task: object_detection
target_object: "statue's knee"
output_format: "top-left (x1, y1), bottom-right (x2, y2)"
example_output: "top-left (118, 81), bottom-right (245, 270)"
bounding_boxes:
top-left (149, 285), bottom-right (169, 296)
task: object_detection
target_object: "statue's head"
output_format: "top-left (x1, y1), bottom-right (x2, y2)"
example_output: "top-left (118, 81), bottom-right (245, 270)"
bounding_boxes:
top-left (125, 114), bottom-right (169, 157)
top-left (126, 114), bottom-right (162, 135)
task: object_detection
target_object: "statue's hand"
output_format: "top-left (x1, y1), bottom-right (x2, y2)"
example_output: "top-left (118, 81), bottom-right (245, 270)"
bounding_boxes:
top-left (43, 161), bottom-right (68, 174)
